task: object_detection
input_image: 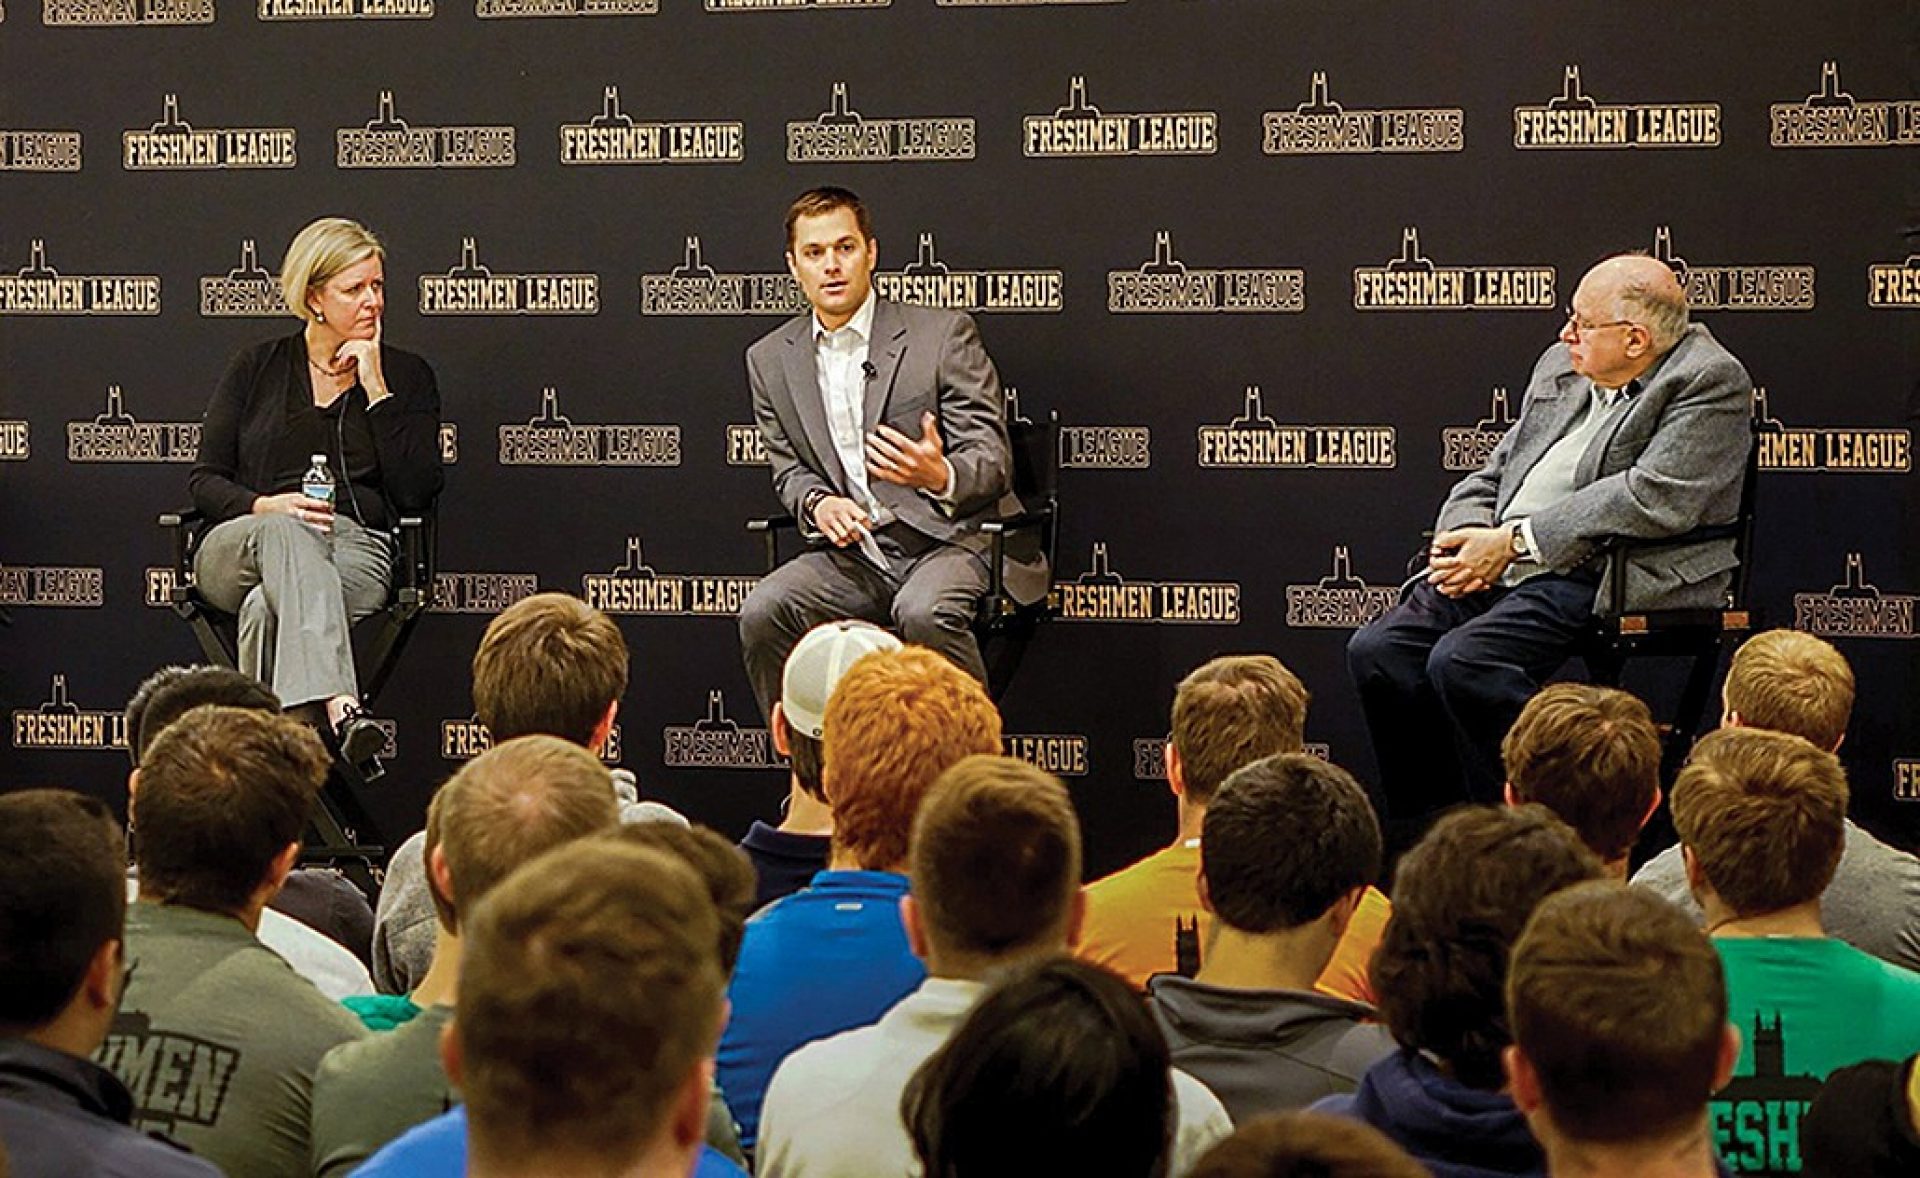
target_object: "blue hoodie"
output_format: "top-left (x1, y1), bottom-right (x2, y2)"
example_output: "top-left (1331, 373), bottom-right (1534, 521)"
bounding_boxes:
top-left (1312, 1048), bottom-right (1545, 1178)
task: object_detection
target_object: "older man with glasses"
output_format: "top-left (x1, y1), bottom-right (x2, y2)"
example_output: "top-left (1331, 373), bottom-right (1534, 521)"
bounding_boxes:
top-left (1348, 252), bottom-right (1752, 825)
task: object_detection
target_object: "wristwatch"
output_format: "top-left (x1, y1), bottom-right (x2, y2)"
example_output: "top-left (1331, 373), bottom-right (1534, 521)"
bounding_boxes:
top-left (1509, 521), bottom-right (1531, 559)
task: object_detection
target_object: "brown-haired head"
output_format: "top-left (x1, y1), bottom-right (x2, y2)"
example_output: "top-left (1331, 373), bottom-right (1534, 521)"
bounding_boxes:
top-left (1370, 805), bottom-right (1605, 1089)
top-left (133, 706), bottom-right (328, 915)
top-left (1170, 655), bottom-right (1309, 807)
top-left (1671, 726), bottom-right (1847, 918)
top-left (784, 186), bottom-right (873, 250)
top-left (456, 840), bottom-right (722, 1171)
top-left (1502, 684), bottom-right (1661, 863)
top-left (471, 593), bottom-right (628, 749)
top-left (1723, 629), bottom-right (1854, 751)
top-left (908, 755), bottom-right (1082, 973)
top-left (1189, 1111), bottom-right (1427, 1178)
top-left (605, 823), bottom-right (757, 977)
top-left (822, 647), bottom-right (1002, 872)
top-left (1506, 881), bottom-right (1729, 1146)
top-left (424, 735), bottom-right (621, 933)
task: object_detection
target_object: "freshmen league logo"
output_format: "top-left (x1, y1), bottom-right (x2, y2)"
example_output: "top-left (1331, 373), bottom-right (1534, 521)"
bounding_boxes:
top-left (1869, 254), bottom-right (1920, 308)
top-left (1058, 542), bottom-right (1240, 625)
top-left (0, 559), bottom-right (104, 608)
top-left (440, 423), bottom-right (459, 464)
top-left (337, 92), bottom-right (515, 169)
top-left (1649, 227), bottom-right (1813, 312)
top-left (12, 676), bottom-right (128, 751)
top-left (1263, 72), bottom-right (1463, 155)
top-left (663, 692), bottom-right (784, 770)
top-left (480, 0), bottom-right (652, 17)
top-left (498, 388), bottom-right (678, 467)
top-left (442, 714), bottom-right (623, 762)
top-left (580, 538), bottom-right (759, 617)
top-left (725, 421), bottom-right (768, 467)
top-left (429, 570), bottom-right (540, 614)
top-left (1353, 229), bottom-right (1555, 311)
top-left (1108, 231), bottom-right (1304, 314)
top-left (1512, 66), bottom-right (1720, 149)
top-left (1133, 738), bottom-right (1329, 781)
top-left (200, 239), bottom-right (291, 317)
top-left (420, 238), bottom-right (599, 316)
top-left (1753, 388), bottom-right (1909, 474)
top-left (1005, 733), bottom-right (1090, 777)
top-left (0, 240), bottom-right (160, 316)
top-left (875, 233), bottom-right (1063, 313)
top-left (640, 236), bottom-right (807, 317)
top-left (1441, 387), bottom-right (1515, 472)
top-left (442, 715), bottom-right (622, 762)
top-left (708, 0), bottom-right (883, 9)
top-left (43, 0), bottom-right (212, 24)
top-left (1197, 387), bottom-right (1396, 470)
top-left (1061, 408), bottom-right (1151, 470)
top-left (1, 126), bottom-right (82, 172)
top-left (123, 94), bottom-right (295, 170)
top-left (1024, 76), bottom-right (1217, 158)
top-left (68, 386), bottom-right (199, 462)
top-left (1897, 759), bottom-right (1920, 803)
top-left (259, 0), bottom-right (430, 20)
top-left (0, 414), bottom-right (27, 460)
top-left (1285, 546), bottom-right (1399, 629)
top-left (787, 83), bottom-right (974, 164)
top-left (1770, 62), bottom-right (1920, 148)
top-left (560, 87), bottom-right (742, 164)
top-left (1793, 554), bottom-right (1916, 639)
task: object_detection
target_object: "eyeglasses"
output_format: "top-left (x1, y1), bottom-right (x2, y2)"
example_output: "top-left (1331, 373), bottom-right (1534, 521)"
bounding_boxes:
top-left (1563, 305), bottom-right (1637, 337)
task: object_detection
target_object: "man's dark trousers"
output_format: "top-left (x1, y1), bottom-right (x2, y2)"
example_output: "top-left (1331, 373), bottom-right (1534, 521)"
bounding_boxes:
top-left (1347, 570), bottom-right (1600, 817)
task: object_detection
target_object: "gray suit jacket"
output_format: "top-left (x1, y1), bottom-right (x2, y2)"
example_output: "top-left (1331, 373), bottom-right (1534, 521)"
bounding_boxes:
top-left (748, 298), bottom-right (1043, 599)
top-left (1435, 323), bottom-right (1752, 615)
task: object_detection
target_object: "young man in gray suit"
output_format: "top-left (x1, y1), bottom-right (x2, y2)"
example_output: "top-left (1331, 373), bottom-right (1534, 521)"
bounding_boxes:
top-left (738, 187), bottom-right (1016, 721)
top-left (1349, 253), bottom-right (1752, 815)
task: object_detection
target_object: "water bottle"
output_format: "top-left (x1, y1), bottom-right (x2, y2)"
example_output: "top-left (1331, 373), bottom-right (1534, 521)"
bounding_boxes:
top-left (302, 453), bottom-right (335, 533)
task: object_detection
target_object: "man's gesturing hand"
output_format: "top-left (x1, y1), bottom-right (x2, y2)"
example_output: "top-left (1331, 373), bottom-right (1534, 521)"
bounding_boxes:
top-left (1426, 526), bottom-right (1517, 598)
top-left (812, 496), bottom-right (872, 548)
top-left (867, 411), bottom-right (950, 495)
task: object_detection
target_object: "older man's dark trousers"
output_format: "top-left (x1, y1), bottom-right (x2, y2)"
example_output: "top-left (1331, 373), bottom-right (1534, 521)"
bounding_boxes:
top-left (1347, 572), bottom-right (1600, 821)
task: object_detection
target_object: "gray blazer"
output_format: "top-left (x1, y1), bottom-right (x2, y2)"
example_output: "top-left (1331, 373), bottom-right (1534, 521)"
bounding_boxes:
top-left (748, 298), bottom-right (1043, 599)
top-left (1435, 322), bottom-right (1752, 615)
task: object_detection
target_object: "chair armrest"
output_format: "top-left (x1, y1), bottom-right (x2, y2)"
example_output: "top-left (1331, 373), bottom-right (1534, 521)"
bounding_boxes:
top-left (746, 515), bottom-right (798, 534)
top-left (158, 507), bottom-right (206, 586)
top-left (393, 516), bottom-right (430, 607)
top-left (981, 507), bottom-right (1052, 536)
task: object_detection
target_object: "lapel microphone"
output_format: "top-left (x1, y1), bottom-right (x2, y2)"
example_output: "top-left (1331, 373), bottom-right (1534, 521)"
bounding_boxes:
top-left (862, 360), bottom-right (877, 382)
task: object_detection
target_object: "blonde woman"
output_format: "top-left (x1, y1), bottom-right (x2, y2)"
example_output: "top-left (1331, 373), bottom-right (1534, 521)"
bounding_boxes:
top-left (188, 217), bottom-right (443, 761)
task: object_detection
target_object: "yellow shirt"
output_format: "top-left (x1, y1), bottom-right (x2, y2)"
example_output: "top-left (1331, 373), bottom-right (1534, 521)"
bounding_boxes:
top-left (1074, 840), bottom-right (1391, 1005)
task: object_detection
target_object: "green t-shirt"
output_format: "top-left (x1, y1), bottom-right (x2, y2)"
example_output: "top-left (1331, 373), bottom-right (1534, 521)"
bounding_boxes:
top-left (1712, 936), bottom-right (1920, 1175)
top-left (96, 902), bottom-right (367, 1178)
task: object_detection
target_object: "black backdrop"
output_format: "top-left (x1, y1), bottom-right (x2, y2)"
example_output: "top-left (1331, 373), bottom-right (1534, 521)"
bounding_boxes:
top-left (4, 0), bottom-right (1917, 876)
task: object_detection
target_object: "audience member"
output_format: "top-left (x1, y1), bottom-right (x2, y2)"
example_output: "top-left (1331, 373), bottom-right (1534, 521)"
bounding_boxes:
top-left (1505, 881), bottom-right (1739, 1178)
top-left (1312, 804), bottom-right (1604, 1178)
top-left (0, 790), bottom-right (221, 1177)
top-left (309, 737), bottom-right (622, 1176)
top-left (1802, 1052), bottom-right (1920, 1176)
top-left (739, 620), bottom-right (902, 909)
top-left (373, 591), bottom-right (684, 993)
top-left (902, 956), bottom-right (1208, 1178)
top-left (1189, 1112), bottom-right (1427, 1178)
top-left (1672, 727), bottom-right (1920, 1175)
top-left (718, 646), bottom-right (1003, 1152)
top-left (102, 705), bottom-right (366, 1178)
top-left (760, 756), bottom-right (1230, 1176)
top-left (1502, 683), bottom-right (1662, 877)
top-left (610, 822), bottom-right (761, 1166)
top-left (1634, 629), bottom-right (1920, 972)
top-left (1078, 655), bottom-right (1390, 1002)
top-left (126, 664), bottom-right (377, 999)
top-left (1150, 754), bottom-right (1395, 1121)
top-left (357, 840), bottom-right (746, 1177)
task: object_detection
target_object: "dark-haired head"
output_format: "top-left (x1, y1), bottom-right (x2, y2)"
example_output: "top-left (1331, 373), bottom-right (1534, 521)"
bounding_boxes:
top-left (1369, 805), bottom-right (1604, 1089)
top-left (903, 957), bottom-right (1174, 1178)
top-left (126, 664), bottom-right (278, 766)
top-left (0, 790), bottom-right (127, 1034)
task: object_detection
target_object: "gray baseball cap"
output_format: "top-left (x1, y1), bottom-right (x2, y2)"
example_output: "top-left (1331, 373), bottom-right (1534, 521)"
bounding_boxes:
top-left (780, 620), bottom-right (903, 739)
